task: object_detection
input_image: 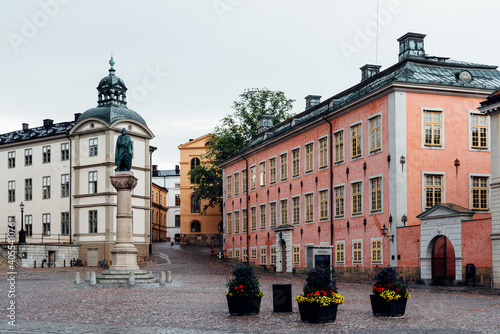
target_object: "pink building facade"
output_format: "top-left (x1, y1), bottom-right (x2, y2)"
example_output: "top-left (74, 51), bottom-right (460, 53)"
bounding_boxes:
top-left (220, 33), bottom-right (500, 285)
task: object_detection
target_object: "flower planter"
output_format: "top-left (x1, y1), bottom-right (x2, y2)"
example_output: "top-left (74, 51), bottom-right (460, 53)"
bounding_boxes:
top-left (298, 302), bottom-right (338, 323)
top-left (226, 295), bottom-right (261, 316)
top-left (370, 294), bottom-right (407, 317)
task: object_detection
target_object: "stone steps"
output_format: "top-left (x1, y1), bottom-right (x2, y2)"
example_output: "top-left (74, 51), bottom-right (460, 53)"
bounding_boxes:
top-left (96, 270), bottom-right (158, 284)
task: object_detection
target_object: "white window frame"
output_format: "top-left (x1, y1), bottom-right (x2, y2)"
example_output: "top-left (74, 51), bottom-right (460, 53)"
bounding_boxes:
top-left (279, 152), bottom-right (288, 182)
top-left (259, 203), bottom-right (267, 230)
top-left (334, 128), bottom-right (345, 165)
top-left (260, 246), bottom-right (267, 265)
top-left (234, 210), bottom-right (240, 234)
top-left (292, 195), bottom-right (301, 225)
top-left (269, 156), bottom-right (277, 184)
top-left (352, 239), bottom-right (363, 265)
top-left (259, 160), bottom-right (266, 188)
top-left (226, 174), bottom-right (232, 198)
top-left (318, 187), bottom-right (329, 221)
top-left (318, 135), bottom-right (329, 170)
top-left (469, 173), bottom-right (491, 211)
top-left (250, 205), bottom-right (257, 231)
top-left (350, 179), bottom-right (363, 217)
top-left (335, 241), bottom-right (345, 264)
top-left (369, 174), bottom-right (384, 214)
top-left (334, 183), bottom-right (345, 219)
top-left (350, 121), bottom-right (363, 161)
top-left (250, 246), bottom-right (257, 259)
top-left (291, 146), bottom-right (301, 178)
top-left (368, 112), bottom-right (383, 155)
top-left (280, 198), bottom-right (288, 225)
top-left (234, 172), bottom-right (240, 196)
top-left (304, 141), bottom-right (315, 174)
top-left (249, 164), bottom-right (257, 191)
top-left (370, 237), bottom-right (383, 265)
top-left (293, 244), bottom-right (301, 266)
top-left (304, 191), bottom-right (314, 224)
top-left (422, 171), bottom-right (446, 212)
top-left (468, 111), bottom-right (490, 151)
top-left (421, 108), bottom-right (445, 150)
top-left (269, 201), bottom-right (277, 228)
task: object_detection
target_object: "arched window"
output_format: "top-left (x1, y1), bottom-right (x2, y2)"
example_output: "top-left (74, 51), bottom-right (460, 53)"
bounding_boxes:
top-left (191, 220), bottom-right (201, 232)
top-left (191, 158), bottom-right (200, 170)
top-left (191, 193), bottom-right (201, 213)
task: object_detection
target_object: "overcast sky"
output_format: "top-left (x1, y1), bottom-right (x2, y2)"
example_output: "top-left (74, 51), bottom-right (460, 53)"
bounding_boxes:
top-left (1, 0), bottom-right (499, 169)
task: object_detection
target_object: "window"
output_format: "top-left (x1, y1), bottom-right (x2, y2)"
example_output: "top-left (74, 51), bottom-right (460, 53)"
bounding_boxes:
top-left (280, 153), bottom-right (288, 181)
top-left (369, 115), bottom-right (381, 153)
top-left (280, 199), bottom-right (288, 225)
top-left (61, 212), bottom-right (69, 235)
top-left (242, 169), bottom-right (247, 193)
top-left (336, 242), bottom-right (345, 264)
top-left (243, 248), bottom-right (248, 262)
top-left (292, 148), bottom-right (300, 177)
top-left (352, 182), bottom-right (362, 215)
top-left (25, 178), bottom-right (32, 201)
top-left (260, 247), bottom-right (267, 265)
top-left (351, 124), bottom-right (362, 159)
top-left (250, 166), bottom-right (256, 190)
top-left (251, 207), bottom-right (257, 231)
top-left (334, 131), bottom-right (344, 163)
top-left (89, 138), bottom-right (98, 156)
top-left (42, 213), bottom-right (51, 235)
top-left (25, 215), bottom-right (33, 237)
top-left (471, 114), bottom-right (488, 149)
top-left (234, 172), bottom-right (240, 195)
top-left (319, 190), bottom-right (328, 220)
top-left (175, 215), bottom-right (180, 227)
top-left (42, 145), bottom-right (51, 163)
top-left (8, 151), bottom-right (15, 168)
top-left (305, 193), bottom-right (314, 223)
top-left (269, 158), bottom-right (277, 184)
top-left (227, 249), bottom-right (233, 259)
top-left (424, 111), bottom-right (442, 146)
top-left (175, 194), bottom-right (181, 206)
top-left (8, 181), bottom-right (15, 202)
top-left (353, 240), bottom-right (362, 264)
top-left (175, 183), bottom-right (180, 188)
top-left (61, 142), bottom-right (69, 161)
top-left (190, 158), bottom-right (200, 170)
top-left (25, 148), bottom-right (32, 166)
top-left (370, 177), bottom-right (382, 212)
top-left (191, 194), bottom-right (200, 213)
top-left (259, 161), bottom-right (266, 187)
top-left (292, 197), bottom-right (300, 225)
top-left (57, 175), bottom-right (68, 199)
top-left (43, 176), bottom-right (51, 199)
top-left (335, 186), bottom-right (345, 218)
top-left (242, 209), bottom-right (248, 232)
top-left (270, 202), bottom-right (277, 228)
top-left (305, 143), bottom-right (314, 173)
top-left (319, 137), bottom-right (328, 169)
top-left (251, 248), bottom-right (257, 259)
top-left (425, 175), bottom-right (443, 208)
top-left (270, 246), bottom-right (277, 265)
top-left (472, 176), bottom-right (489, 210)
top-left (89, 210), bottom-right (98, 233)
top-left (88, 171), bottom-right (97, 194)
top-left (293, 246), bottom-right (300, 265)
top-left (227, 175), bottom-right (232, 198)
top-left (191, 221), bottom-right (201, 232)
top-left (371, 239), bottom-right (382, 263)
top-left (227, 213), bottom-right (232, 234)
top-left (234, 248), bottom-right (240, 259)
top-left (260, 204), bottom-right (266, 229)
top-left (234, 211), bottom-right (240, 233)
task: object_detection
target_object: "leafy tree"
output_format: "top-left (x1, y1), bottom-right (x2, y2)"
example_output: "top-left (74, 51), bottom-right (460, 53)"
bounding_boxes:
top-left (189, 88), bottom-right (295, 213)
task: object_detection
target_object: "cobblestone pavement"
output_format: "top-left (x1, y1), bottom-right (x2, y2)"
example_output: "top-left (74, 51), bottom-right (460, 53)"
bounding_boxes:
top-left (1, 243), bottom-right (499, 333)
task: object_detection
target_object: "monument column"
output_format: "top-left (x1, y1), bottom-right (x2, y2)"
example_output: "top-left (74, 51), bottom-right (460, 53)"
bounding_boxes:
top-left (109, 172), bottom-right (140, 271)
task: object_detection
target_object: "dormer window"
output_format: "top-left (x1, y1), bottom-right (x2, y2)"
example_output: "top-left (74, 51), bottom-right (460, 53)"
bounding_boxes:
top-left (458, 70), bottom-right (472, 82)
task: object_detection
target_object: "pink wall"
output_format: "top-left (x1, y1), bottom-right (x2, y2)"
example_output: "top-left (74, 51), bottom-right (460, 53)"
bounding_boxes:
top-left (396, 225), bottom-right (421, 268)
top-left (462, 218), bottom-right (492, 267)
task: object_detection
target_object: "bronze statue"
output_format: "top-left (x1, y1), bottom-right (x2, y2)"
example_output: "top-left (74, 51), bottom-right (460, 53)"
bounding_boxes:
top-left (115, 128), bottom-right (133, 171)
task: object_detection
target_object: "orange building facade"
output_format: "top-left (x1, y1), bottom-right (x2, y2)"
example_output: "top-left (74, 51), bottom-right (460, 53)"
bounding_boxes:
top-left (178, 134), bottom-right (223, 246)
top-left (220, 33), bottom-right (500, 285)
top-left (152, 183), bottom-right (168, 242)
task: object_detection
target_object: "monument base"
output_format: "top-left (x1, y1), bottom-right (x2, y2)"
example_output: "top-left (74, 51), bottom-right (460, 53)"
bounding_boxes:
top-left (109, 243), bottom-right (140, 271)
top-left (96, 270), bottom-right (158, 284)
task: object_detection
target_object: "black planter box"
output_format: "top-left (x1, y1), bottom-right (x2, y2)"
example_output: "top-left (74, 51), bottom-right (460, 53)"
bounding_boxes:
top-left (298, 302), bottom-right (338, 323)
top-left (226, 295), bottom-right (261, 316)
top-left (370, 294), bottom-right (407, 317)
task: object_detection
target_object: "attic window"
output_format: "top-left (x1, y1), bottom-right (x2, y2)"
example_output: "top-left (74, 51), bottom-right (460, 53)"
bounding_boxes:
top-left (458, 70), bottom-right (472, 82)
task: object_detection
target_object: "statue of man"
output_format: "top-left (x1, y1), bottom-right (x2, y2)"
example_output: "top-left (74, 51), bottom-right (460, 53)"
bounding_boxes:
top-left (115, 128), bottom-right (133, 171)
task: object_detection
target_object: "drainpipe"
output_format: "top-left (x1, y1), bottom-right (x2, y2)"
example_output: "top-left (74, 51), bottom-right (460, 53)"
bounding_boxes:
top-left (65, 132), bottom-right (72, 244)
top-left (241, 154), bottom-right (249, 264)
top-left (322, 114), bottom-right (334, 246)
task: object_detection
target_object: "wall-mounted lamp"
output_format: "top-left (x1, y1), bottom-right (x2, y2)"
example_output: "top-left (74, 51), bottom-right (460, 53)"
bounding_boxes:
top-left (401, 215), bottom-right (407, 226)
top-left (363, 217), bottom-right (367, 231)
top-left (387, 154), bottom-right (391, 168)
top-left (315, 176), bottom-right (318, 184)
top-left (389, 214), bottom-right (393, 225)
top-left (400, 155), bottom-right (406, 173)
top-left (454, 158), bottom-right (460, 176)
top-left (346, 167), bottom-right (350, 177)
top-left (381, 224), bottom-right (395, 242)
top-left (267, 232), bottom-right (270, 241)
top-left (346, 221), bottom-right (350, 233)
top-left (300, 227), bottom-right (303, 238)
top-left (289, 184), bottom-right (292, 191)
top-left (300, 181), bottom-right (303, 188)
top-left (318, 226), bottom-right (321, 233)
top-left (278, 187), bottom-right (280, 194)
top-left (363, 162), bottom-right (367, 176)
top-left (255, 234), bottom-right (258, 240)
top-left (279, 231), bottom-right (283, 240)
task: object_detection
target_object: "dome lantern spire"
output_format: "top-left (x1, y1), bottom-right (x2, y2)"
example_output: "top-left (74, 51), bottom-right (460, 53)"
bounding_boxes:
top-left (97, 56), bottom-right (127, 107)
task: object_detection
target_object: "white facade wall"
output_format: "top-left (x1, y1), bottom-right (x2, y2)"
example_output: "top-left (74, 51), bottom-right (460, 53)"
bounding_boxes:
top-left (153, 171), bottom-right (181, 242)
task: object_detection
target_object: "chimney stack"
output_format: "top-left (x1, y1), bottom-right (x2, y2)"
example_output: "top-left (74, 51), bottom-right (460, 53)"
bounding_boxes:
top-left (175, 165), bottom-right (180, 174)
top-left (153, 165), bottom-right (158, 174)
top-left (305, 95), bottom-right (321, 110)
top-left (22, 123), bottom-right (29, 131)
top-left (74, 113), bottom-right (82, 122)
top-left (360, 64), bottom-right (381, 81)
top-left (397, 32), bottom-right (426, 62)
top-left (43, 119), bottom-right (54, 129)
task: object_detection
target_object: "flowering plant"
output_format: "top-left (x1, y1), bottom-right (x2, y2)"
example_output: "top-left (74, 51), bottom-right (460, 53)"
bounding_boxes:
top-left (372, 266), bottom-right (411, 301)
top-left (295, 266), bottom-right (344, 306)
top-left (226, 263), bottom-right (263, 298)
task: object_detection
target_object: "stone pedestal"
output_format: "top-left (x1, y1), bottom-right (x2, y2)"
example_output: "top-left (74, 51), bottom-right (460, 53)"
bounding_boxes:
top-left (109, 172), bottom-right (140, 271)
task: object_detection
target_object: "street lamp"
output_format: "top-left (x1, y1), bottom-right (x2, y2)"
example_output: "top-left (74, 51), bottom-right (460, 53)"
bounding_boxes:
top-left (19, 202), bottom-right (26, 244)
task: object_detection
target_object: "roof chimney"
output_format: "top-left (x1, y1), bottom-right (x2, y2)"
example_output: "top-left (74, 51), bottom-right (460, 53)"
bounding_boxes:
top-left (360, 64), bottom-right (381, 81)
top-left (22, 123), bottom-right (29, 131)
top-left (397, 32), bottom-right (426, 62)
top-left (153, 165), bottom-right (158, 174)
top-left (175, 165), bottom-right (180, 174)
top-left (43, 119), bottom-right (54, 129)
top-left (257, 115), bottom-right (274, 134)
top-left (74, 113), bottom-right (82, 122)
top-left (305, 95), bottom-right (321, 110)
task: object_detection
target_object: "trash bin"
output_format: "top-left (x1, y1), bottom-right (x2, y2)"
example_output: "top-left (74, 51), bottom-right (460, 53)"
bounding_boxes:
top-left (273, 284), bottom-right (292, 312)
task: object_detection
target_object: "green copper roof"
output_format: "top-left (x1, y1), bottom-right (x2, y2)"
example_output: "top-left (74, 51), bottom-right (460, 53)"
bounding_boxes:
top-left (77, 105), bottom-right (147, 126)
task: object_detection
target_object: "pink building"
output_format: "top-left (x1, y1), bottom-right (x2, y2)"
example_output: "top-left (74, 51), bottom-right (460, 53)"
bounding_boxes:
top-left (220, 33), bottom-right (500, 285)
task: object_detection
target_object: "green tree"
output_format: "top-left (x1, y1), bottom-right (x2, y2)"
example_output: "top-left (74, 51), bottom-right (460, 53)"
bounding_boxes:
top-left (189, 88), bottom-right (295, 213)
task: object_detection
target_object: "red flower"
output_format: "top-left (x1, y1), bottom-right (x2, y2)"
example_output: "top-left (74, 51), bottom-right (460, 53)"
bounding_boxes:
top-left (234, 287), bottom-right (238, 290)
top-left (239, 285), bottom-right (244, 288)
top-left (307, 293), bottom-right (314, 297)
top-left (388, 284), bottom-right (392, 288)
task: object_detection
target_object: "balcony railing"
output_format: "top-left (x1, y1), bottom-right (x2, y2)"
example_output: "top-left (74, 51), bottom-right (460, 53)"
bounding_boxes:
top-left (1, 233), bottom-right (70, 244)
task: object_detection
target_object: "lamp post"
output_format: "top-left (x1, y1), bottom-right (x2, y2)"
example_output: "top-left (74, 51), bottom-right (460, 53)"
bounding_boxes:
top-left (19, 202), bottom-right (26, 244)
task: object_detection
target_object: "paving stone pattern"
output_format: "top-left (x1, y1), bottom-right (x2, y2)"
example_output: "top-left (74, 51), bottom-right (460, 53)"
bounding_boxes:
top-left (0, 243), bottom-right (499, 333)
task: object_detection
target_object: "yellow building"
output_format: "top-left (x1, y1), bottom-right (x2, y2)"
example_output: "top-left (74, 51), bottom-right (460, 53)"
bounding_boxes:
top-left (152, 183), bottom-right (168, 242)
top-left (178, 134), bottom-right (222, 245)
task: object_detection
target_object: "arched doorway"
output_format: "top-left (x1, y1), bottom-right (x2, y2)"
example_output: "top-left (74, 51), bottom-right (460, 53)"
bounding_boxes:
top-left (280, 239), bottom-right (287, 273)
top-left (432, 235), bottom-right (456, 285)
